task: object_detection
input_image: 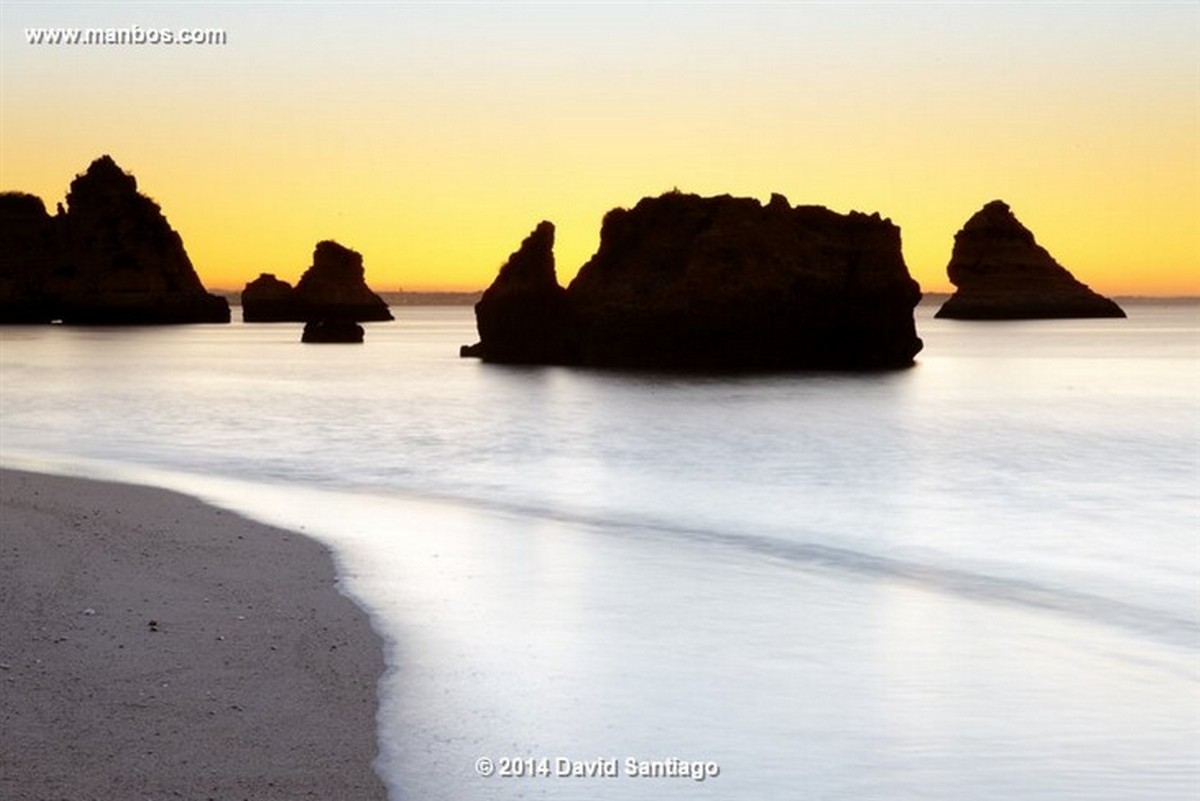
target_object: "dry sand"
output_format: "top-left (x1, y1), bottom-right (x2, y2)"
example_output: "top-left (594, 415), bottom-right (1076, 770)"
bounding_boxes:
top-left (0, 468), bottom-right (388, 801)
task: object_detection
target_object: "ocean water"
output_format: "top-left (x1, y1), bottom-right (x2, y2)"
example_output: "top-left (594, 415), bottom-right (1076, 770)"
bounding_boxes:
top-left (1, 301), bottom-right (1197, 800)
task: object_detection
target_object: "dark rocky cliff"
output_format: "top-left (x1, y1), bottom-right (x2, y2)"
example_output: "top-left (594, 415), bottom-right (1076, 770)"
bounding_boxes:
top-left (0, 156), bottom-right (229, 324)
top-left (936, 201), bottom-right (1125, 320)
top-left (463, 192), bottom-right (923, 370)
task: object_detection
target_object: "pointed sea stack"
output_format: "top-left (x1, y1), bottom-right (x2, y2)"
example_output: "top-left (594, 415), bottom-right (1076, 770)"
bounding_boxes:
top-left (241, 241), bottom-right (392, 323)
top-left (463, 192), bottom-right (923, 370)
top-left (936, 201), bottom-right (1124, 320)
top-left (461, 221), bottom-right (570, 363)
top-left (0, 156), bottom-right (230, 324)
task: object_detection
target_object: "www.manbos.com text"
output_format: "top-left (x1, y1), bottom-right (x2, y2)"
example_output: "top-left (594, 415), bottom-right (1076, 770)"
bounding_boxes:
top-left (25, 26), bottom-right (227, 46)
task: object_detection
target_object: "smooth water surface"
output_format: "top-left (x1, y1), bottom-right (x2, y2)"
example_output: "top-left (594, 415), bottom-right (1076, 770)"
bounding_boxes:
top-left (2, 301), bottom-right (1197, 800)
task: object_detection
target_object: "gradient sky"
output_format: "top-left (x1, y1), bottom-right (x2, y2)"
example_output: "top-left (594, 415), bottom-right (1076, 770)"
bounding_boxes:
top-left (2, 2), bottom-right (1197, 294)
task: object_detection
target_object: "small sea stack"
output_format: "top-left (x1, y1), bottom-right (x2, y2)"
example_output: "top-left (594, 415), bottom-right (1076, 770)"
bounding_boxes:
top-left (463, 191), bottom-right (923, 370)
top-left (241, 273), bottom-right (301, 322)
top-left (301, 319), bottom-right (364, 343)
top-left (241, 240), bottom-right (393, 323)
top-left (935, 201), bottom-right (1125, 320)
top-left (0, 156), bottom-right (230, 324)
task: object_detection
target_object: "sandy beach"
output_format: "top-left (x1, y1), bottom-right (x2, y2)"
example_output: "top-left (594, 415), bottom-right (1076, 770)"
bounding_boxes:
top-left (0, 468), bottom-right (388, 801)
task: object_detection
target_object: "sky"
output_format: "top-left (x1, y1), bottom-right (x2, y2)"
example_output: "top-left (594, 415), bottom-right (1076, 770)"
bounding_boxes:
top-left (1, 2), bottom-right (1197, 295)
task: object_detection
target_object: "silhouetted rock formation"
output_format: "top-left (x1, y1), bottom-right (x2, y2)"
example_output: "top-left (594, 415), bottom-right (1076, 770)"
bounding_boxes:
top-left (241, 273), bottom-right (301, 322)
top-left (0, 193), bottom-right (58, 323)
top-left (296, 241), bottom-right (393, 322)
top-left (936, 201), bottom-right (1125, 320)
top-left (0, 156), bottom-right (230, 324)
top-left (301, 319), bottom-right (365, 343)
top-left (240, 241), bottom-right (392, 323)
top-left (463, 192), bottom-right (923, 370)
top-left (465, 221), bottom-right (570, 363)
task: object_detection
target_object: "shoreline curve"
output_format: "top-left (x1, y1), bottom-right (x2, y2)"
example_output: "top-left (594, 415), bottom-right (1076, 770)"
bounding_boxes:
top-left (0, 467), bottom-right (388, 800)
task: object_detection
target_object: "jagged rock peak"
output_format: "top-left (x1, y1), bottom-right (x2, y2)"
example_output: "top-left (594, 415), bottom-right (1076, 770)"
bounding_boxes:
top-left (65, 155), bottom-right (141, 210)
top-left (495, 221), bottom-right (556, 286)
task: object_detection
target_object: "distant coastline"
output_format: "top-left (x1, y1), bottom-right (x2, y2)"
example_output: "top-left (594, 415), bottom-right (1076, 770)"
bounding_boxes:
top-left (382, 290), bottom-right (482, 306)
top-left (206, 289), bottom-right (1197, 308)
top-left (212, 289), bottom-right (482, 306)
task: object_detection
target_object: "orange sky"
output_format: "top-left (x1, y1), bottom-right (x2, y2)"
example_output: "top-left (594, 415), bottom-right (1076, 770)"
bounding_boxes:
top-left (2, 3), bottom-right (1197, 295)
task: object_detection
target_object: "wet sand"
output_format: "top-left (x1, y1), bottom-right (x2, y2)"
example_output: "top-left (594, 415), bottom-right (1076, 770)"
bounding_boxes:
top-left (0, 468), bottom-right (388, 800)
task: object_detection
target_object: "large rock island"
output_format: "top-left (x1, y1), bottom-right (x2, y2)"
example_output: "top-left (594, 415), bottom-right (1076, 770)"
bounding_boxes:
top-left (0, 156), bottom-right (229, 324)
top-left (936, 201), bottom-right (1125, 319)
top-left (241, 241), bottom-right (392, 323)
top-left (463, 192), bottom-right (923, 370)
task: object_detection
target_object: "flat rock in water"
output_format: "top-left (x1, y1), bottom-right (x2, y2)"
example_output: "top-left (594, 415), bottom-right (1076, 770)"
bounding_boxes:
top-left (301, 319), bottom-right (365, 343)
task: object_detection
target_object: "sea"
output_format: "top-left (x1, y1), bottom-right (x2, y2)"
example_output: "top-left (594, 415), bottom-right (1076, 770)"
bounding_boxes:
top-left (1, 299), bottom-right (1197, 801)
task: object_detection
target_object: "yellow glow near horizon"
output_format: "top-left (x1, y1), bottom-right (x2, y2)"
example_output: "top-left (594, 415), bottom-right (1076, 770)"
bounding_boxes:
top-left (2, 3), bottom-right (1196, 295)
